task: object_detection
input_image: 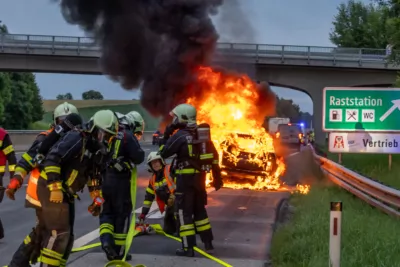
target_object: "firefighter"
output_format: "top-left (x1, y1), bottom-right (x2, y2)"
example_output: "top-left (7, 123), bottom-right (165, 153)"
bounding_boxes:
top-left (159, 103), bottom-right (223, 257)
top-left (99, 111), bottom-right (145, 261)
top-left (34, 109), bottom-right (119, 267)
top-left (139, 152), bottom-right (177, 235)
top-left (5, 102), bottom-right (79, 267)
top-left (125, 111), bottom-right (145, 140)
top-left (0, 127), bottom-right (17, 239)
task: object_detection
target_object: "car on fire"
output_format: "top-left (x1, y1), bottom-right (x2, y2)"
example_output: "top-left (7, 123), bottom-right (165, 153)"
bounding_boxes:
top-left (219, 132), bottom-right (278, 182)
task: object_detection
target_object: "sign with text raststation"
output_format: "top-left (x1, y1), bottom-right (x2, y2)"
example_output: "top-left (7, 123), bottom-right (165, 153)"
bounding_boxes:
top-left (323, 87), bottom-right (400, 132)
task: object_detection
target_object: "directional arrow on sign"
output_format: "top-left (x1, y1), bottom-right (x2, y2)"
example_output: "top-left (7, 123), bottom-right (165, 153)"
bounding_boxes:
top-left (379, 99), bottom-right (400, 122)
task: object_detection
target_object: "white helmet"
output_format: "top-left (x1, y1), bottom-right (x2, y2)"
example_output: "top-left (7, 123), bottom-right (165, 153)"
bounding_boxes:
top-left (115, 112), bottom-right (130, 126)
top-left (147, 151), bottom-right (165, 169)
top-left (53, 102), bottom-right (79, 124)
top-left (125, 111), bottom-right (145, 134)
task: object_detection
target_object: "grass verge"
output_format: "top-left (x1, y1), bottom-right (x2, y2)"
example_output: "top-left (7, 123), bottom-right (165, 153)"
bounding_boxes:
top-left (270, 182), bottom-right (400, 267)
top-left (28, 121), bottom-right (50, 130)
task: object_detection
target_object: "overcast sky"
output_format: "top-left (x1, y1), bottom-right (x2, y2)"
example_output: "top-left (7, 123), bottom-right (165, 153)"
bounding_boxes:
top-left (0, 0), bottom-right (368, 115)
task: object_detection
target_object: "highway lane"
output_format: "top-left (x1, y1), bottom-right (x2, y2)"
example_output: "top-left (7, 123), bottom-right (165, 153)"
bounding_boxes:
top-left (0, 144), bottom-right (309, 267)
top-left (0, 143), bottom-right (159, 267)
top-left (67, 150), bottom-right (310, 267)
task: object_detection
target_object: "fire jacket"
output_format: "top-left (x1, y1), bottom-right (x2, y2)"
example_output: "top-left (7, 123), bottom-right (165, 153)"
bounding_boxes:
top-left (14, 128), bottom-right (54, 207)
top-left (40, 130), bottom-right (98, 199)
top-left (159, 127), bottom-right (222, 189)
top-left (106, 129), bottom-right (145, 175)
top-left (15, 128), bottom-right (53, 179)
top-left (142, 165), bottom-right (176, 215)
top-left (0, 127), bottom-right (17, 174)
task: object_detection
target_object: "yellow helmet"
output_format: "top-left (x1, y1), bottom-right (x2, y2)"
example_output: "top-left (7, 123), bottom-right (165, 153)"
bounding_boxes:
top-left (53, 102), bottom-right (79, 124)
top-left (170, 103), bottom-right (197, 124)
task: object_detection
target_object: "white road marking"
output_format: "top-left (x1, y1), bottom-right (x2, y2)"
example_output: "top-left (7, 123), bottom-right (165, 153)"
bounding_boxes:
top-left (134, 201), bottom-right (164, 219)
top-left (287, 152), bottom-right (300, 158)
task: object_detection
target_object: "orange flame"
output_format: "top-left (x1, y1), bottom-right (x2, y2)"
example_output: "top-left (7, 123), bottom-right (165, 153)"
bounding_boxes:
top-left (186, 66), bottom-right (286, 190)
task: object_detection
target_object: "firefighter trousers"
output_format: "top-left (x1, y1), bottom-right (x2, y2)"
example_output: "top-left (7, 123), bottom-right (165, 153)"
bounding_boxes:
top-left (175, 187), bottom-right (213, 249)
top-left (37, 184), bottom-right (75, 267)
top-left (8, 208), bottom-right (46, 267)
top-left (99, 172), bottom-right (132, 257)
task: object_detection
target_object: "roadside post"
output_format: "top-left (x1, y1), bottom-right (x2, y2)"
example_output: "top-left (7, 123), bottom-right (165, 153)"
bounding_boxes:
top-left (329, 201), bottom-right (342, 267)
top-left (322, 87), bottom-right (400, 168)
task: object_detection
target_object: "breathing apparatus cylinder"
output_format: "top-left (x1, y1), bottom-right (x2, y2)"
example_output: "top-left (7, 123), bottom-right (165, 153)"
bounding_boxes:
top-left (195, 123), bottom-right (213, 172)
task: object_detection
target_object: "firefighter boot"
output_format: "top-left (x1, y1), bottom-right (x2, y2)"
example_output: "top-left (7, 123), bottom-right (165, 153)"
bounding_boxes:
top-left (204, 241), bottom-right (215, 254)
top-left (176, 248), bottom-right (195, 257)
top-left (102, 242), bottom-right (118, 261)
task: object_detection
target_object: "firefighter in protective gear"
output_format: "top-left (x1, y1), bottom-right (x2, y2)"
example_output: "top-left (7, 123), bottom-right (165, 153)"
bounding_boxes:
top-left (34, 110), bottom-right (116, 267)
top-left (159, 103), bottom-right (223, 257)
top-left (139, 152), bottom-right (177, 235)
top-left (125, 111), bottom-right (145, 140)
top-left (6, 102), bottom-right (79, 267)
top-left (99, 112), bottom-right (145, 261)
top-left (0, 127), bottom-right (17, 239)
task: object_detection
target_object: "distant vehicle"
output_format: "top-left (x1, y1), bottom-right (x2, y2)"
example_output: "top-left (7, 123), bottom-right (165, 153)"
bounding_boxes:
top-left (266, 117), bottom-right (290, 135)
top-left (152, 130), bottom-right (162, 145)
top-left (274, 123), bottom-right (303, 150)
top-left (220, 133), bottom-right (278, 182)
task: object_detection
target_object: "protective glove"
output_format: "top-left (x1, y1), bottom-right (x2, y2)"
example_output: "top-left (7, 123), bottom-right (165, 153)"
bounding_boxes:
top-left (138, 213), bottom-right (146, 224)
top-left (49, 189), bottom-right (63, 203)
top-left (167, 194), bottom-right (175, 207)
top-left (89, 189), bottom-right (102, 200)
top-left (212, 180), bottom-right (223, 191)
top-left (88, 196), bottom-right (104, 217)
top-left (5, 175), bottom-right (23, 201)
top-left (163, 124), bottom-right (177, 140)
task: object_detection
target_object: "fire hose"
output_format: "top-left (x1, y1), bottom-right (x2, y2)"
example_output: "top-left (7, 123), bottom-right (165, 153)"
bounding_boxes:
top-left (69, 165), bottom-right (232, 267)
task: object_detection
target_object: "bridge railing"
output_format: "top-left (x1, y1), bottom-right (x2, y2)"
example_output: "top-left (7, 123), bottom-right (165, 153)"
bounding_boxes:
top-left (0, 33), bottom-right (393, 63)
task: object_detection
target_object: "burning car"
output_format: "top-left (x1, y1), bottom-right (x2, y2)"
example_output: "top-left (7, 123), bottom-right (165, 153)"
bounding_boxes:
top-left (187, 66), bottom-right (287, 190)
top-left (220, 132), bottom-right (278, 182)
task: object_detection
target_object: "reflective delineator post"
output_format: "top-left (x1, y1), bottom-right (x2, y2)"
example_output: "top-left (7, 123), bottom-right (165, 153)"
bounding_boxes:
top-left (329, 202), bottom-right (342, 267)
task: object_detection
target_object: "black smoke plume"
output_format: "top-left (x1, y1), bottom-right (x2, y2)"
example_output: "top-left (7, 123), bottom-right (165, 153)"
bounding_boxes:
top-left (54, 0), bottom-right (224, 119)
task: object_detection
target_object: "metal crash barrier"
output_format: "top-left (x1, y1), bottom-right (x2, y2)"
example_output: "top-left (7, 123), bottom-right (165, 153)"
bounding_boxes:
top-left (311, 146), bottom-right (400, 218)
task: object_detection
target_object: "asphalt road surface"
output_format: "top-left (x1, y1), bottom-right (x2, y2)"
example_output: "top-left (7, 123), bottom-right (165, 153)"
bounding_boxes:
top-left (0, 144), bottom-right (308, 267)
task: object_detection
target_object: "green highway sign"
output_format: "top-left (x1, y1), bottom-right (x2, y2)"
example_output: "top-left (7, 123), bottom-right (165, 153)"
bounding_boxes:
top-left (323, 87), bottom-right (400, 132)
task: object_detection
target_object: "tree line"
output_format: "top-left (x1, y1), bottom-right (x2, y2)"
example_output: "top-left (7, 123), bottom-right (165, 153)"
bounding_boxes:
top-left (330, 0), bottom-right (400, 83)
top-left (56, 89), bottom-right (104, 100)
top-left (0, 22), bottom-right (44, 129)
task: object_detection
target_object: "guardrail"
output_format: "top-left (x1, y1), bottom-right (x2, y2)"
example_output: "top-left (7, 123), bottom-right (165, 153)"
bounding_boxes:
top-left (7, 130), bottom-right (157, 151)
top-left (311, 146), bottom-right (400, 217)
top-left (0, 33), bottom-right (395, 66)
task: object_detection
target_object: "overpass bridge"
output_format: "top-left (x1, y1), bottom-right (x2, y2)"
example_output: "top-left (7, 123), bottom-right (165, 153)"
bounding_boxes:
top-left (0, 33), bottom-right (398, 143)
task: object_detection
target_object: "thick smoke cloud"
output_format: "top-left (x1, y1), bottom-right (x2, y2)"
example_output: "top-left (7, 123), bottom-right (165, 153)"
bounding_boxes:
top-left (55, 0), bottom-right (223, 119)
top-left (216, 0), bottom-right (256, 43)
